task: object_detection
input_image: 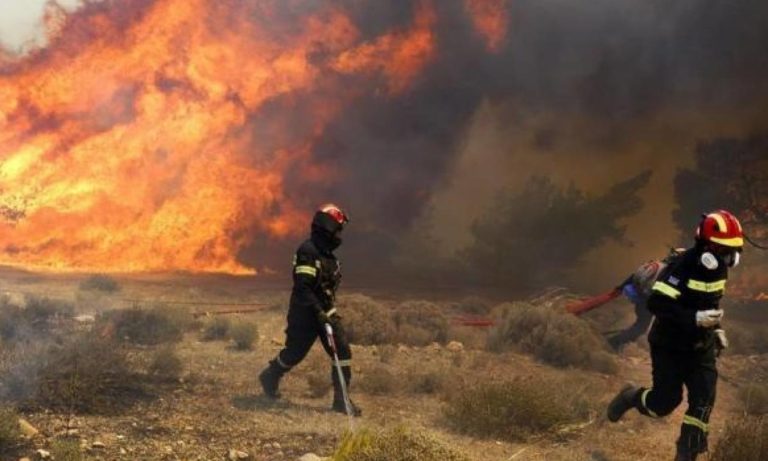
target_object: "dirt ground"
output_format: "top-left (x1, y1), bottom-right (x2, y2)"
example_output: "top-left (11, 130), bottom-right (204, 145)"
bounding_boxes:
top-left (1, 269), bottom-right (766, 461)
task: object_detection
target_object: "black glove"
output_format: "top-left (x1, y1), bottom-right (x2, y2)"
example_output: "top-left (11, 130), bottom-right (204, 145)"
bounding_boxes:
top-left (317, 309), bottom-right (340, 326)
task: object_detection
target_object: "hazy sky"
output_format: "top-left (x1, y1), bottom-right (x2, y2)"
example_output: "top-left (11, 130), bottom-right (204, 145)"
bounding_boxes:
top-left (0, 0), bottom-right (80, 51)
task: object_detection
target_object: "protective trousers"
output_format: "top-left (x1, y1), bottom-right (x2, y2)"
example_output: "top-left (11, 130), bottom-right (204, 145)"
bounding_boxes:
top-left (274, 305), bottom-right (353, 393)
top-left (635, 346), bottom-right (717, 455)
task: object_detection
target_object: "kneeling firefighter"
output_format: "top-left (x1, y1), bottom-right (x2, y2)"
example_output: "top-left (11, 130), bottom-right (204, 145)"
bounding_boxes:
top-left (607, 210), bottom-right (744, 460)
top-left (258, 204), bottom-right (361, 416)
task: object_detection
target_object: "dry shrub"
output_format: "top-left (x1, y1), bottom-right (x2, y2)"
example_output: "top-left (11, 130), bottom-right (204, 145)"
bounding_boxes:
top-left (79, 274), bottom-right (120, 293)
top-left (202, 317), bottom-right (231, 341)
top-left (303, 350), bottom-right (332, 398)
top-left (359, 364), bottom-right (398, 396)
top-left (0, 296), bottom-right (73, 343)
top-left (739, 382), bottom-right (768, 416)
top-left (487, 302), bottom-right (617, 374)
top-left (408, 367), bottom-right (449, 395)
top-left (711, 416), bottom-right (768, 461)
top-left (100, 306), bottom-right (183, 345)
top-left (333, 426), bottom-right (469, 461)
top-left (336, 294), bottom-right (396, 345)
top-left (453, 296), bottom-right (492, 316)
top-left (23, 295), bottom-right (74, 325)
top-left (443, 377), bottom-right (593, 442)
top-left (0, 406), bottom-right (21, 451)
top-left (728, 324), bottom-right (768, 355)
top-left (393, 301), bottom-right (449, 347)
top-left (230, 321), bottom-right (258, 350)
top-left (148, 346), bottom-right (183, 382)
top-left (9, 334), bottom-right (145, 414)
top-left (377, 345), bottom-right (397, 364)
top-left (50, 438), bottom-right (83, 461)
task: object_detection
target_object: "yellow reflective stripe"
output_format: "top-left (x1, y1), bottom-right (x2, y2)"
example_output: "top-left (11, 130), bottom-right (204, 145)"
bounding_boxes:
top-left (709, 213), bottom-right (727, 233)
top-left (325, 308), bottom-right (337, 317)
top-left (709, 236), bottom-right (744, 247)
top-left (336, 359), bottom-right (352, 367)
top-left (295, 265), bottom-right (318, 277)
top-left (687, 279), bottom-right (727, 293)
top-left (641, 389), bottom-right (658, 417)
top-left (683, 415), bottom-right (708, 432)
top-left (653, 281), bottom-right (681, 299)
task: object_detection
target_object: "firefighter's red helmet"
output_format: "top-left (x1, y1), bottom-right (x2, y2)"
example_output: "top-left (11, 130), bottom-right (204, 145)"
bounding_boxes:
top-left (696, 210), bottom-right (744, 248)
top-left (319, 203), bottom-right (349, 225)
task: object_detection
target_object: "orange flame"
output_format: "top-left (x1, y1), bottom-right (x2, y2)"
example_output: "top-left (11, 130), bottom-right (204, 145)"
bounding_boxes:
top-left (464, 0), bottom-right (509, 52)
top-left (0, 0), bottom-right (437, 273)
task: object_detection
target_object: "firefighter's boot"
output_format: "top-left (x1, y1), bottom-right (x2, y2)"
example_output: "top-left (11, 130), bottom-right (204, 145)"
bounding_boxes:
top-left (331, 364), bottom-right (361, 416)
top-left (674, 449), bottom-right (698, 461)
top-left (259, 359), bottom-right (287, 399)
top-left (607, 384), bottom-right (641, 422)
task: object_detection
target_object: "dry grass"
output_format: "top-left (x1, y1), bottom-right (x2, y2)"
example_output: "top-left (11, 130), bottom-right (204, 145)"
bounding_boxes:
top-left (337, 294), bottom-right (397, 345)
top-left (202, 317), bottom-right (231, 341)
top-left (332, 426), bottom-right (469, 461)
top-left (229, 320), bottom-right (258, 350)
top-left (711, 416), bottom-right (768, 461)
top-left (359, 364), bottom-right (398, 396)
top-left (739, 382), bottom-right (768, 416)
top-left (100, 305), bottom-right (184, 345)
top-left (148, 345), bottom-right (184, 382)
top-left (487, 302), bottom-right (617, 373)
top-left (443, 377), bottom-right (593, 442)
top-left (0, 406), bottom-right (21, 452)
top-left (50, 438), bottom-right (83, 461)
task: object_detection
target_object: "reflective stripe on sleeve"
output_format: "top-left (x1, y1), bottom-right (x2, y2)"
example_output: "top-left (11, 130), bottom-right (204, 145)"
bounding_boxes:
top-left (687, 279), bottom-right (726, 293)
top-left (652, 281), bottom-right (682, 299)
top-left (295, 265), bottom-right (318, 277)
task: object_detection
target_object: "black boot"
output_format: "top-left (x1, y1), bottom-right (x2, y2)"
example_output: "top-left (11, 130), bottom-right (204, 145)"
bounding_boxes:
top-left (259, 360), bottom-right (287, 399)
top-left (674, 449), bottom-right (698, 461)
top-left (607, 384), bottom-right (641, 422)
top-left (331, 365), bottom-right (361, 416)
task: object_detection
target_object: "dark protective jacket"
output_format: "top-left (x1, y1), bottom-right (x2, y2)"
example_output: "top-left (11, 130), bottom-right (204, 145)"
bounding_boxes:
top-left (647, 246), bottom-right (729, 351)
top-left (289, 236), bottom-right (342, 317)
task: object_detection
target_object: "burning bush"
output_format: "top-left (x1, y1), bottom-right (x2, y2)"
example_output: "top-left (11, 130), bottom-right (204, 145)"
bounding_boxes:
top-left (487, 302), bottom-right (617, 374)
top-left (336, 294), bottom-right (397, 346)
top-left (100, 306), bottom-right (184, 345)
top-left (739, 382), bottom-right (768, 416)
top-left (393, 300), bottom-right (449, 347)
top-left (229, 320), bottom-right (258, 350)
top-left (711, 416), bottom-right (768, 461)
top-left (443, 377), bottom-right (593, 442)
top-left (332, 426), bottom-right (469, 461)
top-left (78, 274), bottom-right (121, 293)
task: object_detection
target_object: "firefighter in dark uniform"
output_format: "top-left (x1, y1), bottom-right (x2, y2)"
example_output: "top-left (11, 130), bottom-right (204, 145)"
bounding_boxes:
top-left (607, 210), bottom-right (744, 461)
top-left (258, 204), bottom-right (361, 416)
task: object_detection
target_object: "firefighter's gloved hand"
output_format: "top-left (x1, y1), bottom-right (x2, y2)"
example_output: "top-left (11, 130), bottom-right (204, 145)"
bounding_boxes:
top-left (714, 329), bottom-right (728, 350)
top-left (695, 309), bottom-right (724, 328)
top-left (317, 309), bottom-right (340, 326)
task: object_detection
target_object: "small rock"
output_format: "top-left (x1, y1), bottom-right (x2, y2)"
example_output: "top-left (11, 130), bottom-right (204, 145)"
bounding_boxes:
top-left (18, 458), bottom-right (32, 461)
top-left (446, 341), bottom-right (464, 353)
top-left (18, 419), bottom-right (39, 437)
top-left (273, 442), bottom-right (281, 450)
top-left (120, 448), bottom-right (127, 455)
top-left (35, 449), bottom-right (51, 460)
top-left (228, 449), bottom-right (250, 460)
top-left (92, 441), bottom-right (106, 449)
top-left (66, 429), bottom-right (80, 437)
top-left (299, 454), bottom-right (323, 461)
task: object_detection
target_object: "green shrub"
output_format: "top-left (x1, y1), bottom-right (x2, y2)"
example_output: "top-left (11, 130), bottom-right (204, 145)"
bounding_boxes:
top-left (336, 295), bottom-right (397, 345)
top-left (333, 426), bottom-right (469, 461)
top-left (50, 438), bottom-right (83, 461)
top-left (487, 302), bottom-right (618, 373)
top-left (393, 301), bottom-right (449, 347)
top-left (148, 346), bottom-right (183, 382)
top-left (739, 382), bottom-right (768, 416)
top-left (711, 416), bottom-right (768, 461)
top-left (101, 306), bottom-right (183, 345)
top-left (79, 274), bottom-right (120, 293)
top-left (202, 317), bottom-right (231, 341)
top-left (443, 378), bottom-right (592, 442)
top-left (0, 407), bottom-right (21, 451)
top-left (230, 321), bottom-right (258, 350)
